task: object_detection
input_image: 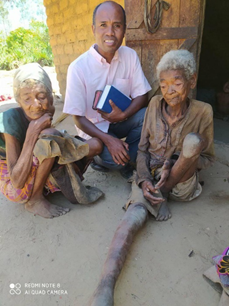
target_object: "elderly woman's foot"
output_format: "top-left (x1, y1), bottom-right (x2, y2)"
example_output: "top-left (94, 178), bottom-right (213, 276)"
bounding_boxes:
top-left (25, 196), bottom-right (70, 218)
top-left (156, 202), bottom-right (172, 221)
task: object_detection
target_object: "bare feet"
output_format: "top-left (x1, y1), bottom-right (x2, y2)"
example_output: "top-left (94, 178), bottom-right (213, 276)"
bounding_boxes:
top-left (25, 196), bottom-right (70, 218)
top-left (156, 202), bottom-right (172, 221)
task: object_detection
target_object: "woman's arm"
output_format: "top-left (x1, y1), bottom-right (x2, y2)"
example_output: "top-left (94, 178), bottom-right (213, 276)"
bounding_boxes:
top-left (5, 112), bottom-right (53, 189)
top-left (135, 105), bottom-right (153, 186)
top-left (197, 105), bottom-right (215, 169)
top-left (5, 133), bottom-right (37, 189)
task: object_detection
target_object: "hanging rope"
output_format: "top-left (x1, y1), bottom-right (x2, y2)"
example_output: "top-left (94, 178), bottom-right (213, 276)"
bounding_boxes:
top-left (144, 0), bottom-right (171, 34)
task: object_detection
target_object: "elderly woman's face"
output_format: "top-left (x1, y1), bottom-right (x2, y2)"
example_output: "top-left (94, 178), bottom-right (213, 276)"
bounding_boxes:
top-left (159, 69), bottom-right (193, 107)
top-left (18, 83), bottom-right (53, 121)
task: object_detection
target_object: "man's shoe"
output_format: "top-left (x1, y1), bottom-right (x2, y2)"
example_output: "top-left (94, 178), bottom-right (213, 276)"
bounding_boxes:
top-left (90, 161), bottom-right (110, 172)
top-left (120, 164), bottom-right (134, 180)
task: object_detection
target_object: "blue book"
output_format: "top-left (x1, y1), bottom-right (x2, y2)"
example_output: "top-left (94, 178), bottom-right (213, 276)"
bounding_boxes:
top-left (92, 85), bottom-right (132, 113)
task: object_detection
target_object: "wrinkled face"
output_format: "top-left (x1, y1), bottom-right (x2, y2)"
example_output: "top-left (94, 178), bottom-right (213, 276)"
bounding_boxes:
top-left (92, 2), bottom-right (125, 63)
top-left (159, 69), bottom-right (196, 107)
top-left (18, 83), bottom-right (53, 121)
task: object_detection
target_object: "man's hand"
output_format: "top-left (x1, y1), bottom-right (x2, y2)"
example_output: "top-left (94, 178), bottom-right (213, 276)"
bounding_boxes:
top-left (104, 135), bottom-right (130, 166)
top-left (97, 100), bottom-right (126, 123)
top-left (141, 180), bottom-right (165, 205)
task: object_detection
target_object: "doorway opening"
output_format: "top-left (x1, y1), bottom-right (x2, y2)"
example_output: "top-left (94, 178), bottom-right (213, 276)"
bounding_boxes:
top-left (197, 0), bottom-right (229, 122)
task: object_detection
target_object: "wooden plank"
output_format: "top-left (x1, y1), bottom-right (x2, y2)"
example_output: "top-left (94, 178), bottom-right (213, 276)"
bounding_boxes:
top-left (125, 0), bottom-right (206, 100)
top-left (161, 0), bottom-right (180, 28)
top-left (125, 0), bottom-right (145, 29)
top-left (140, 40), bottom-right (178, 93)
top-left (179, 38), bottom-right (196, 50)
top-left (194, 0), bottom-right (206, 76)
top-left (126, 0), bottom-right (180, 30)
top-left (126, 27), bottom-right (198, 41)
top-left (126, 42), bottom-right (142, 64)
top-left (180, 0), bottom-right (201, 27)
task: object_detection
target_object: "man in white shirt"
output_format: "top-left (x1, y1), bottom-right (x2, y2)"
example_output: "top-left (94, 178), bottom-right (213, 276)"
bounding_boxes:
top-left (64, 1), bottom-right (151, 179)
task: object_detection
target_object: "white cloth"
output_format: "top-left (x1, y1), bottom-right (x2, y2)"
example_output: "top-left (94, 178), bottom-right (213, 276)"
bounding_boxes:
top-left (64, 45), bottom-right (151, 139)
top-left (13, 63), bottom-right (52, 98)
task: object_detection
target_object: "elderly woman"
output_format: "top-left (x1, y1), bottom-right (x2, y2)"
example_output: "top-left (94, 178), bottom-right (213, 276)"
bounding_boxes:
top-left (133, 49), bottom-right (215, 221)
top-left (0, 63), bottom-right (103, 218)
top-left (88, 50), bottom-right (215, 305)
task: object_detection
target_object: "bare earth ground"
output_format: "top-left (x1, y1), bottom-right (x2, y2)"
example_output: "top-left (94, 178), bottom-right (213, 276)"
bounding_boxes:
top-left (0, 68), bottom-right (229, 306)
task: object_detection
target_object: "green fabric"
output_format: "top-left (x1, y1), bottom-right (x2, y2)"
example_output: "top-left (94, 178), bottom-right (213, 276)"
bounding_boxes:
top-left (0, 137), bottom-right (4, 148)
top-left (0, 108), bottom-right (29, 158)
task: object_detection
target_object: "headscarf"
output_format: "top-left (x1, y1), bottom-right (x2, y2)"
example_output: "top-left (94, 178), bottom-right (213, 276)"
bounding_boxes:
top-left (13, 63), bottom-right (52, 99)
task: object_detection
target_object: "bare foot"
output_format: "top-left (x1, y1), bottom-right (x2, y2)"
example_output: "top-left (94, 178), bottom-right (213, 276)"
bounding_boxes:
top-left (25, 196), bottom-right (70, 218)
top-left (156, 202), bottom-right (172, 221)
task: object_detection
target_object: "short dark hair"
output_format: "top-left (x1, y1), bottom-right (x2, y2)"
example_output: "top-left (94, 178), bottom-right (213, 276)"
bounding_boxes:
top-left (92, 1), bottom-right (126, 27)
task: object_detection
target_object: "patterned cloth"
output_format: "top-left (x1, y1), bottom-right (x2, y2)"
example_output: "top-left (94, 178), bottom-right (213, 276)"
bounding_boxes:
top-left (0, 157), bottom-right (60, 204)
top-left (213, 247), bottom-right (229, 292)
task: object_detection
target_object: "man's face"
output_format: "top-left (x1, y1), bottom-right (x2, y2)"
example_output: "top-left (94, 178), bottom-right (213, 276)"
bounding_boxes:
top-left (18, 83), bottom-right (53, 121)
top-left (159, 70), bottom-right (196, 107)
top-left (92, 3), bottom-right (126, 63)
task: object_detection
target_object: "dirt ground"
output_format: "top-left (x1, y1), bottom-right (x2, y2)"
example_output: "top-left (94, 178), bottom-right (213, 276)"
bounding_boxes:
top-left (0, 68), bottom-right (229, 306)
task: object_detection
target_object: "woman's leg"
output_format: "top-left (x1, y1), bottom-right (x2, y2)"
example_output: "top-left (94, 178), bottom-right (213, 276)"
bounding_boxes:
top-left (25, 156), bottom-right (70, 218)
top-left (161, 133), bottom-right (205, 193)
top-left (156, 133), bottom-right (206, 221)
top-left (89, 203), bottom-right (148, 306)
top-left (25, 128), bottom-right (70, 218)
top-left (86, 137), bottom-right (103, 160)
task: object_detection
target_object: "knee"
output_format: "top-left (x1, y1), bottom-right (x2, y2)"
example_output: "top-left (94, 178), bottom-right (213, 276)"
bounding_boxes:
top-left (127, 202), bottom-right (148, 215)
top-left (182, 133), bottom-right (205, 158)
top-left (88, 137), bottom-right (103, 156)
top-left (125, 202), bottom-right (148, 222)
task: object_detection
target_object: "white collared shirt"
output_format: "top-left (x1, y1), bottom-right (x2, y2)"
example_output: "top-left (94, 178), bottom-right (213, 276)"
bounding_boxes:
top-left (64, 45), bottom-right (151, 139)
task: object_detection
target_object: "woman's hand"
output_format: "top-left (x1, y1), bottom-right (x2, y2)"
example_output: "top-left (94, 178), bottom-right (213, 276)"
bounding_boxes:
top-left (141, 180), bottom-right (165, 205)
top-left (154, 159), bottom-right (174, 189)
top-left (28, 112), bottom-right (53, 136)
top-left (104, 135), bottom-right (130, 166)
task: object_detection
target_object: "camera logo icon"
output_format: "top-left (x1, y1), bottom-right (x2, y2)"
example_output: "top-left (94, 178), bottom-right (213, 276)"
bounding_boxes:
top-left (9, 283), bottom-right (21, 295)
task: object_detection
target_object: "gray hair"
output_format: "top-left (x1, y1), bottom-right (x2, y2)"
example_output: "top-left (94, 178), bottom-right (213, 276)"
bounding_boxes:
top-left (14, 79), bottom-right (52, 102)
top-left (156, 49), bottom-right (196, 80)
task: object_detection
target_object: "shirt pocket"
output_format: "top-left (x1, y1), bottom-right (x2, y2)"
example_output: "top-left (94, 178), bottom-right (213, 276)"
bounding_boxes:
top-left (113, 78), bottom-right (131, 97)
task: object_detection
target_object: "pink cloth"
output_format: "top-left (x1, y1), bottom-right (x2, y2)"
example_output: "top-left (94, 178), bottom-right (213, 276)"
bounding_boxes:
top-left (0, 157), bottom-right (60, 204)
top-left (64, 45), bottom-right (151, 139)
